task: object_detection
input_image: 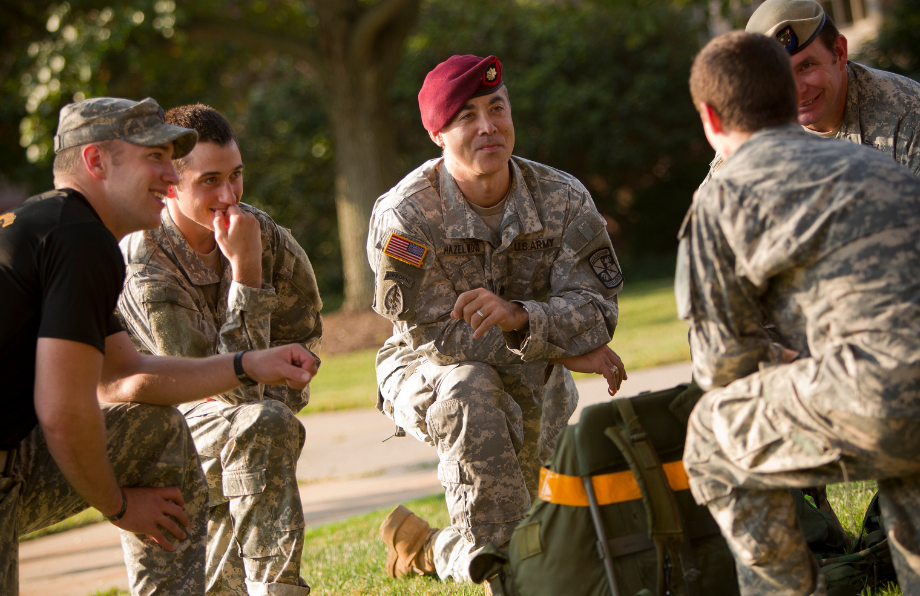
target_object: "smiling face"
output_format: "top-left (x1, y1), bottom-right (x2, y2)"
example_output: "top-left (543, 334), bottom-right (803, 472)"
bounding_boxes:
top-left (431, 87), bottom-right (515, 184)
top-left (104, 139), bottom-right (178, 235)
top-left (790, 35), bottom-right (848, 131)
top-left (166, 140), bottom-right (244, 251)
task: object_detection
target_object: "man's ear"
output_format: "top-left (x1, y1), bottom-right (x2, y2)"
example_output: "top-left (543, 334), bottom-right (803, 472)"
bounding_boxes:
top-left (428, 129), bottom-right (445, 148)
top-left (699, 102), bottom-right (724, 135)
top-left (834, 34), bottom-right (848, 70)
top-left (82, 145), bottom-right (107, 180)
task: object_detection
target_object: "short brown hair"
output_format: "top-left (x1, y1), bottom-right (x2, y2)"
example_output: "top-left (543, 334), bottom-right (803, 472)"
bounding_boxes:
top-left (816, 15), bottom-right (841, 59)
top-left (690, 32), bottom-right (798, 133)
top-left (52, 139), bottom-right (122, 183)
top-left (164, 104), bottom-right (237, 184)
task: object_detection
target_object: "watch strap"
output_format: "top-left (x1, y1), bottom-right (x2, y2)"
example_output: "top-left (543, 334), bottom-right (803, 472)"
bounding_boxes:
top-left (234, 350), bottom-right (258, 386)
top-left (105, 488), bottom-right (128, 523)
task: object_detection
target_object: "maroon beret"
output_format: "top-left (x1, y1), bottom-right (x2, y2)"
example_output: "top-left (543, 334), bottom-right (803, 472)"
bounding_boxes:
top-left (418, 55), bottom-right (504, 133)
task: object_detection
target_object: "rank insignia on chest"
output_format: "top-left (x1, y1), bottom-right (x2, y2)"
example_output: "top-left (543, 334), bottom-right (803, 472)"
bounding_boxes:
top-left (384, 233), bottom-right (428, 267)
top-left (589, 248), bottom-right (623, 289)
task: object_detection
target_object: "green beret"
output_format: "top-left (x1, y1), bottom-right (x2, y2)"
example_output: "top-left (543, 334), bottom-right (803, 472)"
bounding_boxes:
top-left (746, 0), bottom-right (828, 55)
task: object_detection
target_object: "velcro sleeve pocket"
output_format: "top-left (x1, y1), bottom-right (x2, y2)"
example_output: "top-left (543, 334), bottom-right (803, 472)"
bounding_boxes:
top-left (562, 212), bottom-right (606, 254)
top-left (141, 281), bottom-right (197, 310)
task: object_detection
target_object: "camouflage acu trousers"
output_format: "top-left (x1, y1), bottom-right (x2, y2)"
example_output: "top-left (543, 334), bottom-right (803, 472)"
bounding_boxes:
top-left (182, 399), bottom-right (309, 596)
top-left (0, 402), bottom-right (207, 595)
top-left (684, 360), bottom-right (920, 596)
top-left (380, 359), bottom-right (577, 582)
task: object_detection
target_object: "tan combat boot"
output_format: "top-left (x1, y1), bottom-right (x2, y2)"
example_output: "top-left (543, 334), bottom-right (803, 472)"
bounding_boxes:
top-left (379, 505), bottom-right (438, 578)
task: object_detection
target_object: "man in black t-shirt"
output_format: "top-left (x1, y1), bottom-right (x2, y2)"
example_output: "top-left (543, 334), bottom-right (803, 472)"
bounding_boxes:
top-left (0, 97), bottom-right (320, 595)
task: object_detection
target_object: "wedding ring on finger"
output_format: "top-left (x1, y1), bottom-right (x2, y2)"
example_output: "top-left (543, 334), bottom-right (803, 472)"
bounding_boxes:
top-left (610, 365), bottom-right (619, 378)
top-left (476, 309), bottom-right (485, 319)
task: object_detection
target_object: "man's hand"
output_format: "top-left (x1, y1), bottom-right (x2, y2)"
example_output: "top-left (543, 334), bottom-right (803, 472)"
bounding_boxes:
top-left (112, 487), bottom-right (190, 551)
top-left (243, 343), bottom-right (320, 389)
top-left (451, 288), bottom-right (529, 339)
top-left (213, 205), bottom-right (262, 288)
top-left (551, 345), bottom-right (627, 396)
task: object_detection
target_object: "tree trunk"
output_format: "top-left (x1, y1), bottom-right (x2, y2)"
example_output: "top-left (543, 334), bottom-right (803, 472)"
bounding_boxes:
top-left (185, 0), bottom-right (420, 312)
top-left (314, 0), bottom-right (420, 312)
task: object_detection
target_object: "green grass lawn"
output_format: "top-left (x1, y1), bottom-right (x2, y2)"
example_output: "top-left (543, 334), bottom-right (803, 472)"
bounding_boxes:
top-left (76, 483), bottom-right (902, 596)
top-left (298, 483), bottom-right (901, 596)
top-left (304, 277), bottom-right (690, 413)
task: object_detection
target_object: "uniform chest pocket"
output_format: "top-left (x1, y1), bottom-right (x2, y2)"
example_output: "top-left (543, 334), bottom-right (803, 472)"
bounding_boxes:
top-left (438, 256), bottom-right (487, 294)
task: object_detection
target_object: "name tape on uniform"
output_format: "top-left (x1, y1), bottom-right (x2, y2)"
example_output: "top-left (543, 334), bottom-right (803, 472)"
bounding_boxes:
top-left (384, 233), bottom-right (427, 267)
top-left (439, 242), bottom-right (484, 256)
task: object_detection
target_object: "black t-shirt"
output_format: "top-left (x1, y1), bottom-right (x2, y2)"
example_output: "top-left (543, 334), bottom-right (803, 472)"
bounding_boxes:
top-left (0, 188), bottom-right (124, 449)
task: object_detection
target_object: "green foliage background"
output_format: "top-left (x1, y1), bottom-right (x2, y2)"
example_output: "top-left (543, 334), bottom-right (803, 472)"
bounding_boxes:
top-left (1, 0), bottom-right (709, 307)
top-left (3, 0), bottom-right (919, 305)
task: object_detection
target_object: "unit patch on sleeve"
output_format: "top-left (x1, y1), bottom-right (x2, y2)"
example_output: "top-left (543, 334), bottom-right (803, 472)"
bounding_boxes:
top-left (589, 248), bottom-right (623, 288)
top-left (384, 233), bottom-right (428, 267)
top-left (383, 283), bottom-right (404, 316)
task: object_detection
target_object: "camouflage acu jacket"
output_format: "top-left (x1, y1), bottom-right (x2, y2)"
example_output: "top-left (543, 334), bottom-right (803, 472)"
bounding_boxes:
top-left (701, 61), bottom-right (920, 185)
top-left (118, 205), bottom-right (322, 413)
top-left (677, 125), bottom-right (920, 418)
top-left (368, 156), bottom-right (622, 392)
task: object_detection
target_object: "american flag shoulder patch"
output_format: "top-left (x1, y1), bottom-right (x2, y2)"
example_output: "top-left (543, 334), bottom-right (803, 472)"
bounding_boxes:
top-left (383, 233), bottom-right (428, 267)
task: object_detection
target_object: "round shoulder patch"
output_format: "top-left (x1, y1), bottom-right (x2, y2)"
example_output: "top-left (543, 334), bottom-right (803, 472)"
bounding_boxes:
top-left (589, 248), bottom-right (623, 289)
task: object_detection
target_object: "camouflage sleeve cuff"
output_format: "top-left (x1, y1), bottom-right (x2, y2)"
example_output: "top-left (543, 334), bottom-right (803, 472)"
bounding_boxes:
top-left (504, 299), bottom-right (558, 361)
top-left (227, 281), bottom-right (279, 314)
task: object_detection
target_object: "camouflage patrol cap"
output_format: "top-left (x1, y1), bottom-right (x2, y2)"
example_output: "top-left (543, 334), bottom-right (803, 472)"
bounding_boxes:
top-left (746, 0), bottom-right (827, 55)
top-left (54, 97), bottom-right (198, 158)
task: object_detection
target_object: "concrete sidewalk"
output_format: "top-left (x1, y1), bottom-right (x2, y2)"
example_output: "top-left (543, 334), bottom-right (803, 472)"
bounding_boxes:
top-left (19, 361), bottom-right (692, 596)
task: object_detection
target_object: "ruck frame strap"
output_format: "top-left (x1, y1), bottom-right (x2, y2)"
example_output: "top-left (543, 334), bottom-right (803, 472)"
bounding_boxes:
top-left (604, 398), bottom-right (700, 596)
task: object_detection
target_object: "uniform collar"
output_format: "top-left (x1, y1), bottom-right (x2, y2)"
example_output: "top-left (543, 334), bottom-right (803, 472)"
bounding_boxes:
top-left (439, 157), bottom-right (543, 246)
top-left (160, 208), bottom-right (223, 286)
top-left (837, 62), bottom-right (862, 145)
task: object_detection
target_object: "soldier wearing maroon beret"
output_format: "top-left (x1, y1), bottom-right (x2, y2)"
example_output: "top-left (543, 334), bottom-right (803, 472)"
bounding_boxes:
top-left (368, 54), bottom-right (627, 585)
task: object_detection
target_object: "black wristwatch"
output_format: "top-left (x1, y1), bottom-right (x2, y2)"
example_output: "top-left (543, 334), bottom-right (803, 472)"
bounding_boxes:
top-left (234, 350), bottom-right (258, 386)
top-left (105, 488), bottom-right (128, 523)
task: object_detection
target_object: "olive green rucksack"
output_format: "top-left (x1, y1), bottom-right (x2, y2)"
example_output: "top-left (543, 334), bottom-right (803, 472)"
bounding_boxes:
top-left (470, 383), bottom-right (738, 596)
top-left (469, 383), bottom-right (876, 596)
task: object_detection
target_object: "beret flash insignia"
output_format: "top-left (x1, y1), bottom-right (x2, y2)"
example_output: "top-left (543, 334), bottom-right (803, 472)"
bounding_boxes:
top-left (482, 59), bottom-right (501, 87)
top-left (777, 26), bottom-right (798, 53)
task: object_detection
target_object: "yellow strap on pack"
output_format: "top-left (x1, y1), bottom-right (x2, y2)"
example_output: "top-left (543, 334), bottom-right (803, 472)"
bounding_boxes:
top-left (538, 461), bottom-right (690, 507)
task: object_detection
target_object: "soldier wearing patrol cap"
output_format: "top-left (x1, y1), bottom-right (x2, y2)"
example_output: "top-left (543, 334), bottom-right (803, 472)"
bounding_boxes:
top-left (369, 55), bottom-right (627, 584)
top-left (0, 97), bottom-right (320, 594)
top-left (700, 0), bottom-right (920, 185)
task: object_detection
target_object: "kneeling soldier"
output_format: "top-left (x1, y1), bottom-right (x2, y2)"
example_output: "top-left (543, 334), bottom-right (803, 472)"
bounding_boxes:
top-left (370, 55), bottom-right (626, 583)
top-left (118, 104), bottom-right (322, 596)
top-left (681, 32), bottom-right (920, 595)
